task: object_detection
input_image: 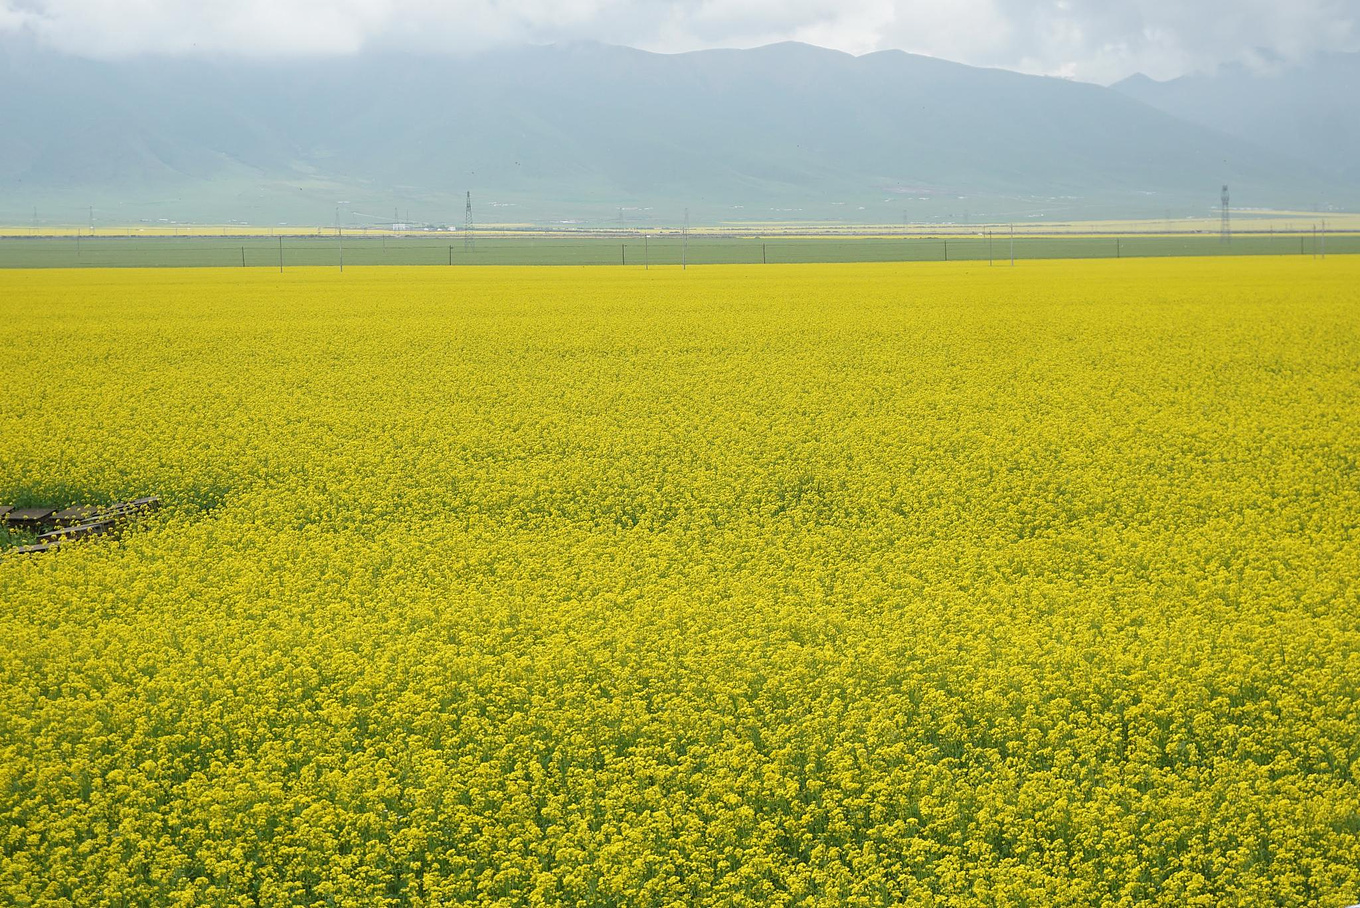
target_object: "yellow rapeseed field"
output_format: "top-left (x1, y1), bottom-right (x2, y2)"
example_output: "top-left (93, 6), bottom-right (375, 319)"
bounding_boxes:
top-left (1, 259), bottom-right (1358, 907)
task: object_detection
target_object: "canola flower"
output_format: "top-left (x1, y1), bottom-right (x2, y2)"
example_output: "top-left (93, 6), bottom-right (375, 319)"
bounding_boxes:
top-left (0, 258), bottom-right (1358, 907)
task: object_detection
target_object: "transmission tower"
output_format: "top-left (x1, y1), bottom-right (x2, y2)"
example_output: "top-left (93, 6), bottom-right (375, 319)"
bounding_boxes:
top-left (682, 207), bottom-right (689, 270)
top-left (1220, 185), bottom-right (1230, 244)
top-left (464, 191), bottom-right (474, 250)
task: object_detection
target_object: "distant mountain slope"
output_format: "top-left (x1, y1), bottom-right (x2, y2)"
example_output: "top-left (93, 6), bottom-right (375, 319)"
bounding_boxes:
top-left (1, 38), bottom-right (1353, 225)
top-left (1114, 53), bottom-right (1360, 186)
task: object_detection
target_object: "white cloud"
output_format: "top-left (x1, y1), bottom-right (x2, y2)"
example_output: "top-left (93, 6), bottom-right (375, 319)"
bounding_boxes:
top-left (880, 0), bottom-right (1016, 66)
top-left (1, 0), bottom-right (1357, 81)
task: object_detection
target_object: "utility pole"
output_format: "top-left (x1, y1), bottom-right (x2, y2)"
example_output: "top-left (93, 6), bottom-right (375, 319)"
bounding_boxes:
top-left (1010, 224), bottom-right (1015, 266)
top-left (339, 227), bottom-right (343, 272)
top-left (644, 234), bottom-right (649, 270)
top-left (1321, 220), bottom-right (1326, 259)
top-left (278, 236), bottom-right (283, 272)
top-left (988, 230), bottom-right (993, 266)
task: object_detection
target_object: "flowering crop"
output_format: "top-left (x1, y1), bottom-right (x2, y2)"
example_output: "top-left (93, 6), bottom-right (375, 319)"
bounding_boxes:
top-left (1, 259), bottom-right (1358, 906)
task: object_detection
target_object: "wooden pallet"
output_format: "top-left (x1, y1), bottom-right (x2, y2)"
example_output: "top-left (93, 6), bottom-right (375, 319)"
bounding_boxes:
top-left (3, 495), bottom-right (161, 555)
top-left (3, 507), bottom-right (56, 528)
top-left (39, 520), bottom-right (116, 543)
top-left (52, 505), bottom-right (104, 525)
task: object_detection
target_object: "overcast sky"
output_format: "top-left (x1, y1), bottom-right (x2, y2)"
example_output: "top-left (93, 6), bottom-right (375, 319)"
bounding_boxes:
top-left (1, 0), bottom-right (1356, 83)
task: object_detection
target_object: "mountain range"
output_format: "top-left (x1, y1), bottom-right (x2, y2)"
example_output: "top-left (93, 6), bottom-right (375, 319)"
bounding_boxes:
top-left (1114, 53), bottom-right (1360, 186)
top-left (1, 37), bottom-right (1355, 226)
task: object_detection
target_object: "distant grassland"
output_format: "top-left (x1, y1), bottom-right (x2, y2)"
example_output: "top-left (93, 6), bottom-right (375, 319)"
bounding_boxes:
top-left (0, 231), bottom-right (1356, 268)
top-left (5, 211), bottom-right (1359, 238)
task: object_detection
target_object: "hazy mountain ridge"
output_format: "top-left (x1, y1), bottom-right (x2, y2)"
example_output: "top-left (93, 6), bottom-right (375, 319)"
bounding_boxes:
top-left (1, 38), bottom-right (1353, 225)
top-left (1114, 52), bottom-right (1360, 185)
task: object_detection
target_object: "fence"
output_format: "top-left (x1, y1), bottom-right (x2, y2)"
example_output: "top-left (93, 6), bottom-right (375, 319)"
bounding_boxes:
top-left (0, 233), bottom-right (1355, 269)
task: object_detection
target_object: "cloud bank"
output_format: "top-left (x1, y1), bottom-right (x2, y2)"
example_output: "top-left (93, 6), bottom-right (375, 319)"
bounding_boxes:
top-left (1, 0), bottom-right (1357, 82)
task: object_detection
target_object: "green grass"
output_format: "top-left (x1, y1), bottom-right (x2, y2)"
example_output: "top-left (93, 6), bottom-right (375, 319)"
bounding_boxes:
top-left (0, 525), bottom-right (40, 553)
top-left (0, 233), bottom-right (1354, 268)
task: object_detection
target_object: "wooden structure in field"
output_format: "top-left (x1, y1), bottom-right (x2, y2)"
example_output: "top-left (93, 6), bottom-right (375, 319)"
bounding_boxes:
top-left (2, 496), bottom-right (160, 555)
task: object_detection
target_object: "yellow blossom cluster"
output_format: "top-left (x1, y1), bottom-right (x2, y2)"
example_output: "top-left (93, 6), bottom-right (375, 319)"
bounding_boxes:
top-left (1, 258), bottom-right (1358, 907)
